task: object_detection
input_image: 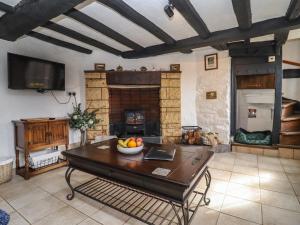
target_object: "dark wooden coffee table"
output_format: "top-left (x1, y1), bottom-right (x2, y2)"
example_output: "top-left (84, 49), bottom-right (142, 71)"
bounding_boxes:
top-left (62, 139), bottom-right (213, 225)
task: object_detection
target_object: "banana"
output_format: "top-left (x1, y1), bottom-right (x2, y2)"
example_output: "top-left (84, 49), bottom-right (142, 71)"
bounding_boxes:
top-left (123, 138), bottom-right (131, 146)
top-left (118, 140), bottom-right (127, 148)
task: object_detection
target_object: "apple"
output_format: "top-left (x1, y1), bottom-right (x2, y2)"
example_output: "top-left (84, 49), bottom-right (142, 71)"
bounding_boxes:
top-left (129, 137), bottom-right (136, 142)
top-left (136, 141), bottom-right (143, 147)
top-left (136, 137), bottom-right (143, 143)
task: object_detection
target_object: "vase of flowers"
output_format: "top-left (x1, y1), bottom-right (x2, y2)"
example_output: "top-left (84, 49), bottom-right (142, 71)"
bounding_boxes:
top-left (68, 103), bottom-right (100, 146)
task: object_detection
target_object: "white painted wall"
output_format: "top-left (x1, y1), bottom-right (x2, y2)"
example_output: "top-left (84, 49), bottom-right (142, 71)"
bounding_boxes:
top-left (0, 37), bottom-right (123, 159)
top-left (1, 36), bottom-right (299, 161)
top-left (282, 39), bottom-right (300, 101)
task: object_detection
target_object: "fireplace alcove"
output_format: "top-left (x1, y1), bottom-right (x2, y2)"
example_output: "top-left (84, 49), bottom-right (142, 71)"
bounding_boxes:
top-left (85, 70), bottom-right (182, 144)
top-left (109, 87), bottom-right (161, 139)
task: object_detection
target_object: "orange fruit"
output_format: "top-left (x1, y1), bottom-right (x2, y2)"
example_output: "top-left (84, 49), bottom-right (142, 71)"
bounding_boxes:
top-left (127, 140), bottom-right (137, 148)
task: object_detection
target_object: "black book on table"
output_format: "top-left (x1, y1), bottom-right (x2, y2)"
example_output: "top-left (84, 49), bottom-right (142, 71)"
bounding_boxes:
top-left (143, 146), bottom-right (176, 161)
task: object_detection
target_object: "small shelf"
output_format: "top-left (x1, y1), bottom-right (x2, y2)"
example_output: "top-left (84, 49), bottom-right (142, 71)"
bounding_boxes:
top-left (16, 159), bottom-right (67, 179)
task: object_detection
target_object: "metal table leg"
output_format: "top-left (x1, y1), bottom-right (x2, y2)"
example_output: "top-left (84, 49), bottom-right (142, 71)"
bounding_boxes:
top-left (65, 167), bottom-right (75, 200)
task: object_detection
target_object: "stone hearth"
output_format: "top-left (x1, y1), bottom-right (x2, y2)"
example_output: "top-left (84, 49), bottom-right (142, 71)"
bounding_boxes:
top-left (85, 71), bottom-right (181, 143)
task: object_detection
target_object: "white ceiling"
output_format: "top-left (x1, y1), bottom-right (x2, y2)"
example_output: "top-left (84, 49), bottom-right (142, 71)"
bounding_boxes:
top-left (0, 0), bottom-right (21, 6)
top-left (0, 0), bottom-right (299, 55)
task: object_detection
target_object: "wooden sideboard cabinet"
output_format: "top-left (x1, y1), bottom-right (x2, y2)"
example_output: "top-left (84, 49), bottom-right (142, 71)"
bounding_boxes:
top-left (12, 118), bottom-right (69, 179)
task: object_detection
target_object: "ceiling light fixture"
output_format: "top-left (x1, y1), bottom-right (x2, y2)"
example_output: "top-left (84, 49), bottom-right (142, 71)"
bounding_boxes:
top-left (164, 0), bottom-right (174, 18)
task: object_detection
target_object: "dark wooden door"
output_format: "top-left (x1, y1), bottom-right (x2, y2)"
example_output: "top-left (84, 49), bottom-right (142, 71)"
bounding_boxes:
top-left (48, 121), bottom-right (68, 146)
top-left (27, 122), bottom-right (49, 150)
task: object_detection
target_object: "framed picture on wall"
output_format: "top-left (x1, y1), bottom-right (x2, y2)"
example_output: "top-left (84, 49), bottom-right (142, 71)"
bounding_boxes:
top-left (204, 53), bottom-right (218, 70)
top-left (170, 64), bottom-right (180, 72)
top-left (94, 63), bottom-right (105, 71)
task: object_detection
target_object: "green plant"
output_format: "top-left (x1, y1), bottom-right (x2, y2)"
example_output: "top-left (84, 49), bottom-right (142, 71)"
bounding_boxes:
top-left (68, 103), bottom-right (100, 131)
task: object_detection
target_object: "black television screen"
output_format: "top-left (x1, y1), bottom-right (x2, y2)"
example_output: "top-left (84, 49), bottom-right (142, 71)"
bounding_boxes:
top-left (8, 53), bottom-right (65, 91)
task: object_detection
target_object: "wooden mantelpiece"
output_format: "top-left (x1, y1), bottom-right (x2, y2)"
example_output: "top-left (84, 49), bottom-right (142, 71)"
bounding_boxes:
top-left (12, 118), bottom-right (69, 179)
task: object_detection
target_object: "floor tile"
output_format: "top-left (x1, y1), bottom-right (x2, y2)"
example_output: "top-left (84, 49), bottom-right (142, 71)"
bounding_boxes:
top-left (212, 154), bottom-right (236, 164)
top-left (209, 179), bottom-right (229, 194)
top-left (5, 153), bottom-right (300, 225)
top-left (33, 206), bottom-right (87, 225)
top-left (18, 195), bottom-right (66, 224)
top-left (54, 188), bottom-right (102, 216)
top-left (230, 173), bottom-right (259, 188)
top-left (37, 177), bottom-right (74, 194)
top-left (190, 207), bottom-right (219, 225)
top-left (262, 205), bottom-right (300, 225)
top-left (226, 183), bottom-right (260, 202)
top-left (0, 199), bottom-right (15, 214)
top-left (217, 213), bottom-right (258, 225)
top-left (260, 177), bottom-right (294, 194)
top-left (235, 158), bottom-right (258, 167)
top-left (0, 180), bottom-right (36, 200)
top-left (124, 218), bottom-right (147, 225)
top-left (197, 179), bottom-right (228, 194)
top-left (91, 206), bottom-right (130, 225)
top-left (258, 169), bottom-right (288, 182)
top-left (8, 212), bottom-right (30, 225)
top-left (291, 183), bottom-right (300, 195)
top-left (283, 166), bottom-right (300, 174)
top-left (209, 161), bottom-right (234, 171)
top-left (7, 186), bottom-right (49, 210)
top-left (209, 168), bottom-right (232, 181)
top-left (205, 191), bottom-right (225, 211)
top-left (78, 218), bottom-right (103, 225)
top-left (280, 159), bottom-right (300, 167)
top-left (258, 163), bottom-right (284, 172)
top-left (233, 165), bottom-right (259, 176)
top-left (221, 196), bottom-right (262, 224)
top-left (236, 153), bottom-right (257, 161)
top-left (261, 189), bottom-right (300, 212)
top-left (258, 156), bottom-right (281, 165)
top-left (287, 173), bottom-right (300, 183)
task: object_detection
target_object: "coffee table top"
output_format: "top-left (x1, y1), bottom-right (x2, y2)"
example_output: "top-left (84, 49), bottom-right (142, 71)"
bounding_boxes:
top-left (63, 139), bottom-right (214, 187)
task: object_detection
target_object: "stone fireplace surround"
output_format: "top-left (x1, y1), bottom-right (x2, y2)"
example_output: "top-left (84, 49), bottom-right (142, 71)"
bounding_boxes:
top-left (85, 71), bottom-right (181, 144)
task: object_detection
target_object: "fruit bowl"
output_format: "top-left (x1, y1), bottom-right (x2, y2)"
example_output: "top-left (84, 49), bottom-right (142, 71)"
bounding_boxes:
top-left (117, 145), bottom-right (144, 155)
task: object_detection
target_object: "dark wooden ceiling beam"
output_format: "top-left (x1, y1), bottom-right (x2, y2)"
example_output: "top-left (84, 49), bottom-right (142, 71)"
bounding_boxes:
top-left (172, 0), bottom-right (210, 38)
top-left (212, 44), bottom-right (228, 51)
top-left (65, 8), bottom-right (143, 51)
top-left (122, 16), bottom-right (300, 58)
top-left (275, 31), bottom-right (289, 45)
top-left (231, 0), bottom-right (252, 29)
top-left (0, 2), bottom-right (14, 13)
top-left (27, 31), bottom-right (92, 54)
top-left (97, 0), bottom-right (175, 44)
top-left (286, 0), bottom-right (300, 20)
top-left (0, 0), bottom-right (85, 41)
top-left (43, 21), bottom-right (121, 55)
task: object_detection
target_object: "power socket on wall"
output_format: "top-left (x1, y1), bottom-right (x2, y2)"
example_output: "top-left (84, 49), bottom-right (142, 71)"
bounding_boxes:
top-left (67, 91), bottom-right (76, 97)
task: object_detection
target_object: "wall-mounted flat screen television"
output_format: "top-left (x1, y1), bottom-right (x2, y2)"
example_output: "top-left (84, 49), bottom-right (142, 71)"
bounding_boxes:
top-left (8, 53), bottom-right (65, 91)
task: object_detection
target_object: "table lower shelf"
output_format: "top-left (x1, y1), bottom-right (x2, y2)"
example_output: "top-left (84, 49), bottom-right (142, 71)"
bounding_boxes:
top-left (17, 159), bottom-right (67, 179)
top-left (66, 171), bottom-right (211, 225)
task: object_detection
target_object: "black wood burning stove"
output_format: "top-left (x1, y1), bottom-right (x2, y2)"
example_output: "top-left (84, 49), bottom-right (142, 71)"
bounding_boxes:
top-left (124, 110), bottom-right (146, 136)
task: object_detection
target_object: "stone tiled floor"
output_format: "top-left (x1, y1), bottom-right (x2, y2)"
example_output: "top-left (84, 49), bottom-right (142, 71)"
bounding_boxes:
top-left (1, 152), bottom-right (300, 225)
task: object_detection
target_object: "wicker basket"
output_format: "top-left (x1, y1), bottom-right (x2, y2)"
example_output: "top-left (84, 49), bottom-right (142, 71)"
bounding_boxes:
top-left (0, 158), bottom-right (13, 184)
